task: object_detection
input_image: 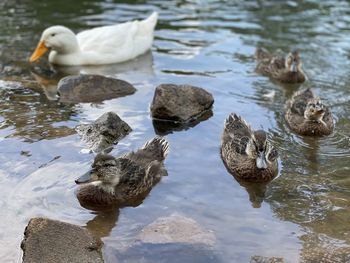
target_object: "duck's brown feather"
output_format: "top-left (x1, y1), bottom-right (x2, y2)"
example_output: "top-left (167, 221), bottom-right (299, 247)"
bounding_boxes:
top-left (255, 47), bottom-right (305, 83)
top-left (285, 89), bottom-right (334, 136)
top-left (221, 113), bottom-right (278, 182)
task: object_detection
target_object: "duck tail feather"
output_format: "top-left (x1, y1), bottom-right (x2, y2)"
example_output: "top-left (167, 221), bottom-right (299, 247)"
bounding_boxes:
top-left (224, 113), bottom-right (251, 134)
top-left (143, 11), bottom-right (158, 28)
top-left (143, 136), bottom-right (169, 159)
top-left (255, 47), bottom-right (270, 60)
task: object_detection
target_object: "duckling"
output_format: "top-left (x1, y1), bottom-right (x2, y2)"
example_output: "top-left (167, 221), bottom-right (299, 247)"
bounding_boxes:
top-left (75, 137), bottom-right (169, 210)
top-left (256, 47), bottom-right (306, 83)
top-left (221, 113), bottom-right (278, 182)
top-left (285, 88), bottom-right (334, 136)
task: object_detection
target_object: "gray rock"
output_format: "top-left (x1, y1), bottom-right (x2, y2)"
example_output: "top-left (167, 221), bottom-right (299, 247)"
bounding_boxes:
top-left (105, 213), bottom-right (220, 263)
top-left (21, 217), bottom-right (103, 263)
top-left (250, 256), bottom-right (285, 263)
top-left (58, 74), bottom-right (136, 103)
top-left (76, 112), bottom-right (132, 153)
top-left (137, 213), bottom-right (216, 246)
top-left (150, 84), bottom-right (214, 123)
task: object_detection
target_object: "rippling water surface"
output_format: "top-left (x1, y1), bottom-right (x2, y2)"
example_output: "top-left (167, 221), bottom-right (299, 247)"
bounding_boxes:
top-left (1, 0), bottom-right (350, 262)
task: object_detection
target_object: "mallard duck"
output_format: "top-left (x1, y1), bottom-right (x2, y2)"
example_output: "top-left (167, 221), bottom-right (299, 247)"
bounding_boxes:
top-left (30, 12), bottom-right (158, 65)
top-left (75, 136), bottom-right (169, 210)
top-left (255, 47), bottom-right (306, 83)
top-left (285, 88), bottom-right (334, 136)
top-left (221, 113), bottom-right (278, 182)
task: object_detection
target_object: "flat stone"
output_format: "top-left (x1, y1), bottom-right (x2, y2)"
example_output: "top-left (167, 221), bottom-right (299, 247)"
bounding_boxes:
top-left (250, 255), bottom-right (285, 263)
top-left (104, 213), bottom-right (219, 263)
top-left (137, 213), bottom-right (216, 246)
top-left (21, 217), bottom-right (103, 263)
top-left (76, 111), bottom-right (132, 153)
top-left (57, 74), bottom-right (136, 103)
top-left (150, 84), bottom-right (214, 123)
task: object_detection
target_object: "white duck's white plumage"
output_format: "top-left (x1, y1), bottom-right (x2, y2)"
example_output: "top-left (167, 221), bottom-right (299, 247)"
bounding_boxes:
top-left (30, 12), bottom-right (158, 66)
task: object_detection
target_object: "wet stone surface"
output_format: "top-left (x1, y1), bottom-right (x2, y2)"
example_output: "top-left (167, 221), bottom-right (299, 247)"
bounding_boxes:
top-left (57, 74), bottom-right (136, 103)
top-left (150, 84), bottom-right (214, 123)
top-left (76, 111), bottom-right (132, 153)
top-left (21, 217), bottom-right (103, 263)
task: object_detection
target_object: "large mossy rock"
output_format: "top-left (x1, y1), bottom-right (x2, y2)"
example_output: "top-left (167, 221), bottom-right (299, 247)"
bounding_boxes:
top-left (76, 111), bottom-right (132, 153)
top-left (58, 74), bottom-right (136, 103)
top-left (21, 217), bottom-right (103, 263)
top-left (150, 84), bottom-right (214, 123)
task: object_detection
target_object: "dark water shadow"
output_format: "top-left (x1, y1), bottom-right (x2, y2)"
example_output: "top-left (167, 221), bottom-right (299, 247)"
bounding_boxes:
top-left (152, 109), bottom-right (213, 135)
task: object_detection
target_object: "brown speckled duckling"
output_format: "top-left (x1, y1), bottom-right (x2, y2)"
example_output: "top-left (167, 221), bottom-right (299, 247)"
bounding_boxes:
top-left (76, 137), bottom-right (169, 210)
top-left (221, 113), bottom-right (278, 182)
top-left (256, 47), bottom-right (306, 83)
top-left (285, 88), bottom-right (334, 136)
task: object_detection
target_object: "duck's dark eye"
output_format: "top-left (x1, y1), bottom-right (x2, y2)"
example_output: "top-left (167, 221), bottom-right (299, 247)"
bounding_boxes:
top-left (51, 33), bottom-right (56, 37)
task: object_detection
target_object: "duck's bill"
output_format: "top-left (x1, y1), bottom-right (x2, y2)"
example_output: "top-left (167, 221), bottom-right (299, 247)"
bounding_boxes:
top-left (75, 170), bottom-right (93, 184)
top-left (256, 153), bottom-right (268, 170)
top-left (290, 62), bottom-right (298, 72)
top-left (30, 41), bottom-right (49, 62)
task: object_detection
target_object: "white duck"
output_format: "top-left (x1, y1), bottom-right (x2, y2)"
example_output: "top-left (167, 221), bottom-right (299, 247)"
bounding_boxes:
top-left (30, 12), bottom-right (158, 66)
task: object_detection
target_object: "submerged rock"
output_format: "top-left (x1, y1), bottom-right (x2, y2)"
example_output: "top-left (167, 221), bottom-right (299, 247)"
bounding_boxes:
top-left (150, 84), bottom-right (214, 123)
top-left (21, 217), bottom-right (103, 263)
top-left (250, 256), bottom-right (285, 263)
top-left (57, 74), bottom-right (136, 103)
top-left (104, 213), bottom-right (220, 263)
top-left (137, 213), bottom-right (216, 246)
top-left (76, 111), bottom-right (132, 153)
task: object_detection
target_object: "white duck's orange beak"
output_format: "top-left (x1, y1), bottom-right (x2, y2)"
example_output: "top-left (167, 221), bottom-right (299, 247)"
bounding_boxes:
top-left (30, 41), bottom-right (49, 62)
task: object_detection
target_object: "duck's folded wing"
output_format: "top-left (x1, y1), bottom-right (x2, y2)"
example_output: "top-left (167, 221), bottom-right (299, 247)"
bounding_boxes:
top-left (77, 22), bottom-right (138, 53)
top-left (270, 56), bottom-right (285, 70)
top-left (117, 157), bottom-right (145, 184)
top-left (223, 113), bottom-right (252, 154)
top-left (290, 88), bottom-right (314, 116)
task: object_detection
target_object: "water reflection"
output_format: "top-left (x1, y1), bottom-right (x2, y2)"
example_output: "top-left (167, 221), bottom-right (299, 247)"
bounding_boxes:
top-left (85, 209), bottom-right (119, 240)
top-left (152, 109), bottom-right (213, 135)
top-left (237, 180), bottom-right (268, 209)
top-left (31, 51), bottom-right (154, 102)
top-left (0, 79), bottom-right (77, 141)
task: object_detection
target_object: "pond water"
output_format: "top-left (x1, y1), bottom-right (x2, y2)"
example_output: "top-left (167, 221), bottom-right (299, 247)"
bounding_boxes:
top-left (1, 0), bottom-right (350, 262)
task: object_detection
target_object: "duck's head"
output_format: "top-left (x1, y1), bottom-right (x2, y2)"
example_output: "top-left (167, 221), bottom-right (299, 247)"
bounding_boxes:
top-left (304, 98), bottom-right (326, 122)
top-left (30, 26), bottom-right (79, 62)
top-left (285, 51), bottom-right (302, 73)
top-left (246, 130), bottom-right (276, 170)
top-left (75, 154), bottom-right (121, 195)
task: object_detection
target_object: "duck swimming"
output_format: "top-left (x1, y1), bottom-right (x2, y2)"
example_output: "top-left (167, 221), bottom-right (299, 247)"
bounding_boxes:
top-left (75, 136), bottom-right (169, 210)
top-left (285, 88), bottom-right (334, 136)
top-left (30, 12), bottom-right (158, 65)
top-left (255, 47), bottom-right (306, 83)
top-left (221, 113), bottom-right (278, 182)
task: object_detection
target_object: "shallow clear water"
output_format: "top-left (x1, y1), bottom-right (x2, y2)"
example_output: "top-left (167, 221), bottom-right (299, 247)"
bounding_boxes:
top-left (1, 0), bottom-right (350, 262)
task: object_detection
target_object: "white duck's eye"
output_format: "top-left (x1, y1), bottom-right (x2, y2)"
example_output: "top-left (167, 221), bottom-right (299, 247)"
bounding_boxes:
top-left (51, 33), bottom-right (56, 37)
